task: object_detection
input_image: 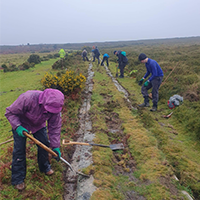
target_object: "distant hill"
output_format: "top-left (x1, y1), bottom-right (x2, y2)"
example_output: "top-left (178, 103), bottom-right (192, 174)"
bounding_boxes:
top-left (0, 36), bottom-right (200, 54)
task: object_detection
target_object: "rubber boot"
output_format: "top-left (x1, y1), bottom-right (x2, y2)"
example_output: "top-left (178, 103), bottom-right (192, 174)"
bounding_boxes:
top-left (150, 103), bottom-right (157, 112)
top-left (138, 96), bottom-right (150, 107)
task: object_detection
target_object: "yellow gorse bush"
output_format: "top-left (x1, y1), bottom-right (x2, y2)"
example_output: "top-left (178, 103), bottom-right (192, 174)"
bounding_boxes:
top-left (41, 71), bottom-right (86, 95)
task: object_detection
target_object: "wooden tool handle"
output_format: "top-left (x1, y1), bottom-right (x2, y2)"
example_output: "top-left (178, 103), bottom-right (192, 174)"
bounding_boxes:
top-left (62, 139), bottom-right (109, 148)
top-left (62, 139), bottom-right (90, 146)
top-left (23, 131), bottom-right (57, 157)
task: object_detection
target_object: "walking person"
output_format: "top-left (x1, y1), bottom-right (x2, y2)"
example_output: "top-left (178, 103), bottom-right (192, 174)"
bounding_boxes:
top-left (138, 53), bottom-right (163, 112)
top-left (92, 46), bottom-right (100, 64)
top-left (113, 50), bottom-right (128, 78)
top-left (101, 53), bottom-right (109, 66)
top-left (81, 49), bottom-right (89, 61)
top-left (5, 88), bottom-right (64, 190)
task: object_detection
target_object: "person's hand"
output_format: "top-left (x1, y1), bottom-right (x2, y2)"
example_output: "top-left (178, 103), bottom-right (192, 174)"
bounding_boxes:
top-left (16, 126), bottom-right (28, 137)
top-left (53, 148), bottom-right (61, 161)
top-left (138, 78), bottom-right (144, 86)
top-left (144, 80), bottom-right (149, 87)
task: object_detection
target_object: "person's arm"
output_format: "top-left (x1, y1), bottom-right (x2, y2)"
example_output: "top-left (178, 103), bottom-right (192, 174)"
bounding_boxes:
top-left (5, 93), bottom-right (29, 130)
top-left (47, 113), bottom-right (62, 149)
top-left (143, 67), bottom-right (150, 79)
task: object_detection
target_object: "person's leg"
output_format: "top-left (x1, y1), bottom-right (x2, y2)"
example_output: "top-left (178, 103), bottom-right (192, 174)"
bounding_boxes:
top-left (33, 127), bottom-right (51, 173)
top-left (106, 58), bottom-right (109, 66)
top-left (150, 77), bottom-right (163, 111)
top-left (101, 57), bottom-right (105, 66)
top-left (11, 129), bottom-right (27, 186)
top-left (86, 56), bottom-right (89, 61)
top-left (138, 83), bottom-right (152, 107)
top-left (119, 63), bottom-right (125, 78)
top-left (97, 55), bottom-right (100, 64)
top-left (92, 56), bottom-right (95, 62)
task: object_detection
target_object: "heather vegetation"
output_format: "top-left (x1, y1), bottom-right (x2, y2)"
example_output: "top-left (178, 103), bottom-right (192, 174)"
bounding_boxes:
top-left (0, 37), bottom-right (200, 199)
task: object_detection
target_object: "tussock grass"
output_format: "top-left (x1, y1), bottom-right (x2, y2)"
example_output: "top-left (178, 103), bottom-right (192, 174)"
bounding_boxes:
top-left (89, 62), bottom-right (186, 199)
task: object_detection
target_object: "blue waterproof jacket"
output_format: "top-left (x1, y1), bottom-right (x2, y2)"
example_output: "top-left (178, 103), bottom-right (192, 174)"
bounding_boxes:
top-left (144, 58), bottom-right (163, 82)
top-left (103, 53), bottom-right (109, 58)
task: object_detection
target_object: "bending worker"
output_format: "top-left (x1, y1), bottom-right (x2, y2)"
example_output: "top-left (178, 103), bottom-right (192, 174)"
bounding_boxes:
top-left (101, 53), bottom-right (109, 66)
top-left (138, 53), bottom-right (163, 112)
top-left (81, 49), bottom-right (89, 61)
top-left (5, 88), bottom-right (64, 191)
top-left (92, 46), bottom-right (100, 64)
top-left (114, 50), bottom-right (128, 78)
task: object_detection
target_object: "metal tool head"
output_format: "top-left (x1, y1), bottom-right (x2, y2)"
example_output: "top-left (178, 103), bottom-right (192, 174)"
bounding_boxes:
top-left (109, 143), bottom-right (124, 150)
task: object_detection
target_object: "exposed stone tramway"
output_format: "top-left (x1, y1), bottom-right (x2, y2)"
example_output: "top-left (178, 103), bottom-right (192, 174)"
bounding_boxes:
top-left (64, 63), bottom-right (96, 200)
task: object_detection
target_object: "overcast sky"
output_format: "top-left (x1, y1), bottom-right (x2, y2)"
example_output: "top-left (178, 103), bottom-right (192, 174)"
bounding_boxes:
top-left (0, 0), bottom-right (199, 46)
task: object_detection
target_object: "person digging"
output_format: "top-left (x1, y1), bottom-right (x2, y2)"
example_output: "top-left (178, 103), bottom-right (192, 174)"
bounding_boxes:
top-left (138, 53), bottom-right (163, 112)
top-left (5, 88), bottom-right (64, 191)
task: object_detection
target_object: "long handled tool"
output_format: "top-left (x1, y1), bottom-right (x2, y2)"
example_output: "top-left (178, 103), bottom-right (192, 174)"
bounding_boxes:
top-left (23, 131), bottom-right (89, 177)
top-left (62, 139), bottom-right (124, 151)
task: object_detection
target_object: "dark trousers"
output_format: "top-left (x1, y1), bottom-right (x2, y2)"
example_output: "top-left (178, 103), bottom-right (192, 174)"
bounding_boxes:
top-left (119, 63), bottom-right (127, 77)
top-left (83, 56), bottom-right (89, 61)
top-left (101, 57), bottom-right (109, 66)
top-left (93, 55), bottom-right (100, 64)
top-left (141, 76), bottom-right (163, 106)
top-left (11, 127), bottom-right (51, 185)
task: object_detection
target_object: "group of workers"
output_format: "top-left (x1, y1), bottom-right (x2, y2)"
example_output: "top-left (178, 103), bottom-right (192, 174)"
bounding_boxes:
top-left (6, 44), bottom-right (182, 191)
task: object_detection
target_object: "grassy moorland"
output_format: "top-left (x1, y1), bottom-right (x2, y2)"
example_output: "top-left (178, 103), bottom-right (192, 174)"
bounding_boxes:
top-left (0, 38), bottom-right (200, 199)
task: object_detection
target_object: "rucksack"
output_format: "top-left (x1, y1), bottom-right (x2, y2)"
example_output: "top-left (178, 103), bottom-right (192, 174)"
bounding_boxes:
top-left (121, 51), bottom-right (126, 57)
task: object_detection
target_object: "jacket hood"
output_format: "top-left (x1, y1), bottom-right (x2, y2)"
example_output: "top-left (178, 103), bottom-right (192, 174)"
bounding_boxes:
top-left (39, 89), bottom-right (64, 113)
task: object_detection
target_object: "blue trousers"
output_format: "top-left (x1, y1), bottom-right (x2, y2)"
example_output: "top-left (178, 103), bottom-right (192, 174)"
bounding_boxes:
top-left (11, 127), bottom-right (51, 185)
top-left (101, 57), bottom-right (109, 66)
top-left (93, 55), bottom-right (100, 64)
top-left (141, 76), bottom-right (163, 106)
top-left (119, 63), bottom-right (127, 78)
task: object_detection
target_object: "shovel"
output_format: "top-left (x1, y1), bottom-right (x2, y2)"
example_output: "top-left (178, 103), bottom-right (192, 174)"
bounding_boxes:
top-left (22, 131), bottom-right (89, 177)
top-left (62, 139), bottom-right (124, 151)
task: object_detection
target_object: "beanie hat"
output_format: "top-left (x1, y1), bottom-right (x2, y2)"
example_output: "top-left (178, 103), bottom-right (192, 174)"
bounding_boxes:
top-left (113, 50), bottom-right (117, 55)
top-left (138, 53), bottom-right (147, 61)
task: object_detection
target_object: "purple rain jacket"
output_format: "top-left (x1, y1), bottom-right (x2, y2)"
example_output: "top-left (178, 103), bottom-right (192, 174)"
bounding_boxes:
top-left (5, 89), bottom-right (64, 149)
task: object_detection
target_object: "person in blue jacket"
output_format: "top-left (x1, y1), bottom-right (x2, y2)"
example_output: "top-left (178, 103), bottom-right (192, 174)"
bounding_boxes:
top-left (138, 53), bottom-right (163, 112)
top-left (101, 53), bottom-right (109, 66)
top-left (92, 46), bottom-right (100, 64)
top-left (114, 50), bottom-right (128, 78)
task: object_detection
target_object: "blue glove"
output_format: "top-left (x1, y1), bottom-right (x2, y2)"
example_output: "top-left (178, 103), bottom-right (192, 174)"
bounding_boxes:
top-left (138, 78), bottom-right (144, 86)
top-left (144, 81), bottom-right (149, 87)
top-left (53, 148), bottom-right (61, 161)
top-left (16, 126), bottom-right (28, 137)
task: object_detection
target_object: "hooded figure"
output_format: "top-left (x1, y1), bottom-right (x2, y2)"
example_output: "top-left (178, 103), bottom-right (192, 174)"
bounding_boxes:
top-left (81, 49), bottom-right (89, 61)
top-left (5, 88), bottom-right (64, 191)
